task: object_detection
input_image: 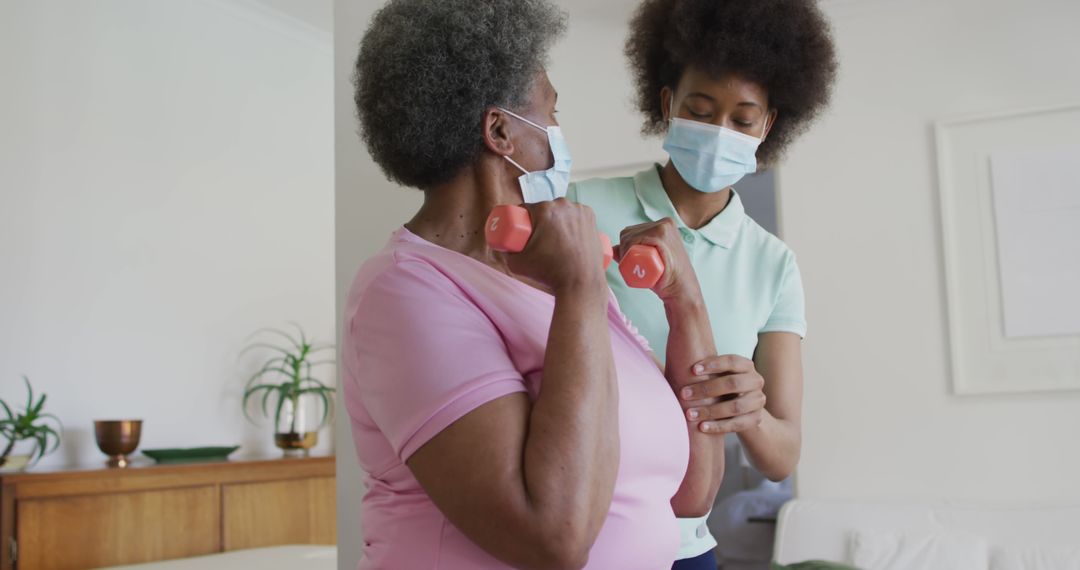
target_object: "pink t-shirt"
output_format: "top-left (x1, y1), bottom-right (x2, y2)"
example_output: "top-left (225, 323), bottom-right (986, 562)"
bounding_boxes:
top-left (342, 228), bottom-right (690, 569)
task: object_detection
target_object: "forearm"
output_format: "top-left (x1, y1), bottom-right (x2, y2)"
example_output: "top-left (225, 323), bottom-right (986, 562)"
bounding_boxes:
top-left (523, 282), bottom-right (619, 548)
top-left (663, 293), bottom-right (723, 517)
top-left (737, 411), bottom-right (801, 481)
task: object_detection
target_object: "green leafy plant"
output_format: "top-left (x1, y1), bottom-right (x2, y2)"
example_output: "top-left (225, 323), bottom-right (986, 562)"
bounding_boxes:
top-left (241, 325), bottom-right (336, 435)
top-left (1, 376), bottom-right (63, 466)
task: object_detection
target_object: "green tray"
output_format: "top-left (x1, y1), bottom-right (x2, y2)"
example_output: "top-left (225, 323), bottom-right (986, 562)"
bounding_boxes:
top-left (142, 445), bottom-right (241, 464)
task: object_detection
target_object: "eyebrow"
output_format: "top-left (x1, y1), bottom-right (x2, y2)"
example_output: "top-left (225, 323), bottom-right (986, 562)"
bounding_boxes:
top-left (686, 92), bottom-right (763, 110)
top-left (686, 92), bottom-right (716, 102)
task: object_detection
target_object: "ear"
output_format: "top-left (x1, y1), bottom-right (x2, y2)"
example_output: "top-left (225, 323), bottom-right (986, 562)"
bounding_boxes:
top-left (660, 87), bottom-right (674, 122)
top-left (481, 108), bottom-right (515, 157)
top-left (762, 108), bottom-right (779, 141)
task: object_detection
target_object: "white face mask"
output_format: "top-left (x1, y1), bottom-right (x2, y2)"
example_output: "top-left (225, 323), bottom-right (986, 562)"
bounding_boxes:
top-left (662, 98), bottom-right (769, 193)
top-left (499, 107), bottom-right (573, 203)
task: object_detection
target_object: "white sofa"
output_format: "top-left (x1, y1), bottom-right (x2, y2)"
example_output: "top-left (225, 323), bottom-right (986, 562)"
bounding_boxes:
top-left (774, 498), bottom-right (1080, 569)
top-left (104, 545), bottom-right (336, 570)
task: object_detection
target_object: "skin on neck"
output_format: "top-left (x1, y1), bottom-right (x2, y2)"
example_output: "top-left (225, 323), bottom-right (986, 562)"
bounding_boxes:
top-left (658, 67), bottom-right (777, 230)
top-left (405, 160), bottom-right (519, 268)
top-left (404, 71), bottom-right (560, 270)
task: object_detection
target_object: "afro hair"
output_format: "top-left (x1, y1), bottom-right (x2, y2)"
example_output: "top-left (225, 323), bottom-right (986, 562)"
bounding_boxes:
top-left (626, 0), bottom-right (838, 165)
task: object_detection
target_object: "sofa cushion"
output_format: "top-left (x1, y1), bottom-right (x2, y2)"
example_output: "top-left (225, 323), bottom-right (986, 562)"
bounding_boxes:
top-left (991, 544), bottom-right (1080, 570)
top-left (848, 529), bottom-right (988, 570)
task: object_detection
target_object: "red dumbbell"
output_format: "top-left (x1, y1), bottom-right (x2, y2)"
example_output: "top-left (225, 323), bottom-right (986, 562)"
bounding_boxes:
top-left (486, 205), bottom-right (613, 269)
top-left (485, 205), bottom-right (665, 288)
top-left (618, 244), bottom-right (665, 289)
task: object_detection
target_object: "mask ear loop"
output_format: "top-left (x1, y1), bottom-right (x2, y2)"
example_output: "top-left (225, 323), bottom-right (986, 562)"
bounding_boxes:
top-left (503, 155), bottom-right (529, 175)
top-left (498, 107), bottom-right (547, 133)
top-left (497, 107), bottom-right (556, 176)
top-left (495, 107), bottom-right (542, 175)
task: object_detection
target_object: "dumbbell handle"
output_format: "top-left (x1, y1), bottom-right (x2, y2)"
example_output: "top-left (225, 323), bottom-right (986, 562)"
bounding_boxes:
top-left (485, 205), bottom-right (664, 288)
top-left (485, 204), bottom-right (613, 269)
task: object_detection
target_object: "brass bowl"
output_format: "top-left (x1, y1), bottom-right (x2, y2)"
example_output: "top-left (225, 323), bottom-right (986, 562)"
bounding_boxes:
top-left (274, 431), bottom-right (317, 457)
top-left (94, 420), bottom-right (142, 468)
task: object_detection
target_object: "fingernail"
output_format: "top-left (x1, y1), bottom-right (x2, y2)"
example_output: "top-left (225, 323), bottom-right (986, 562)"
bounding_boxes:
top-left (687, 409), bottom-right (699, 420)
top-left (681, 387), bottom-right (693, 399)
top-left (693, 364), bottom-right (704, 374)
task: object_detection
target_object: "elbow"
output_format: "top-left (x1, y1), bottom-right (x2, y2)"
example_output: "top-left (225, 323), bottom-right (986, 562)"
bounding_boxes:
top-left (762, 467), bottom-right (793, 483)
top-left (475, 522), bottom-right (594, 570)
top-left (758, 451), bottom-right (800, 483)
top-left (542, 545), bottom-right (590, 570)
top-left (514, 519), bottom-right (594, 570)
top-left (670, 466), bottom-right (724, 518)
top-left (671, 493), bottom-right (716, 519)
top-left (537, 523), bottom-right (594, 570)
top-left (524, 537), bottom-right (590, 570)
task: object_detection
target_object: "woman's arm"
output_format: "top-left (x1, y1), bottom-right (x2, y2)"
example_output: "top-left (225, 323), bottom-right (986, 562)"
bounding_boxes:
top-left (617, 217), bottom-right (723, 517)
top-left (680, 332), bottom-right (804, 481)
top-left (740, 332), bottom-right (803, 479)
top-left (663, 293), bottom-right (724, 516)
top-left (407, 200), bottom-right (619, 570)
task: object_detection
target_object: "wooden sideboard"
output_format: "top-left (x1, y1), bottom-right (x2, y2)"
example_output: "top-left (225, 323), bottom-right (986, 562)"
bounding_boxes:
top-left (0, 454), bottom-right (335, 569)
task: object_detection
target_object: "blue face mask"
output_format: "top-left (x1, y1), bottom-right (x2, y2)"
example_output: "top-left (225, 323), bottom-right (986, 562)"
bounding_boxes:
top-left (499, 107), bottom-right (573, 203)
top-left (662, 102), bottom-right (768, 193)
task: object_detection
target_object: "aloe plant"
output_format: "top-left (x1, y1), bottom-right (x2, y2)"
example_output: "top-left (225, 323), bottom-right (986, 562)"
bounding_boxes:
top-left (241, 324), bottom-right (335, 435)
top-left (1, 376), bottom-right (63, 466)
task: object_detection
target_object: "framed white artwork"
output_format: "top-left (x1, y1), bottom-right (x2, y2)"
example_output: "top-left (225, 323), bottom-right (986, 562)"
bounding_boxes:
top-left (936, 103), bottom-right (1080, 395)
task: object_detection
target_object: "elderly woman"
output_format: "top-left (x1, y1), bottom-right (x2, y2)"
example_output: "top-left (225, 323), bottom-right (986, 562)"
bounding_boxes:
top-left (568, 1), bottom-right (838, 567)
top-left (342, 0), bottom-right (732, 568)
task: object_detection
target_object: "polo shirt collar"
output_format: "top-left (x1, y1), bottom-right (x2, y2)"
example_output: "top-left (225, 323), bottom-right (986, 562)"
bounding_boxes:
top-left (633, 164), bottom-right (745, 249)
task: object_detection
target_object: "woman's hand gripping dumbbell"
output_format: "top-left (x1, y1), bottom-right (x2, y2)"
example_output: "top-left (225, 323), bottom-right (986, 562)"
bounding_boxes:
top-left (484, 201), bottom-right (609, 293)
top-left (615, 217), bottom-right (701, 299)
top-left (486, 204), bottom-right (666, 289)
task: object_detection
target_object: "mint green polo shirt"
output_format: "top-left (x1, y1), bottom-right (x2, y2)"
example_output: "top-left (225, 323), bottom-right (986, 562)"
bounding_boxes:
top-left (569, 164), bottom-right (806, 559)
top-left (568, 164), bottom-right (807, 364)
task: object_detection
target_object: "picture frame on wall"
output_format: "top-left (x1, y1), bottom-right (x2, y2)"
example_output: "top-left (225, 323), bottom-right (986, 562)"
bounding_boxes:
top-left (935, 103), bottom-right (1080, 395)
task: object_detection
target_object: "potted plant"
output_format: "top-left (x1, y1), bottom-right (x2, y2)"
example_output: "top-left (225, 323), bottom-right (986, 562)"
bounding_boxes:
top-left (241, 325), bottom-right (335, 456)
top-left (1, 376), bottom-right (63, 469)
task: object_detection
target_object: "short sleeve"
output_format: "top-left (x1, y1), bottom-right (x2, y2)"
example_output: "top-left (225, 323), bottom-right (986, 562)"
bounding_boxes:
top-left (348, 260), bottom-right (527, 462)
top-left (761, 253), bottom-right (808, 338)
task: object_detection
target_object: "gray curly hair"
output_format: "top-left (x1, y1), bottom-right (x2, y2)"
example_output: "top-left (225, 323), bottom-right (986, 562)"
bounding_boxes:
top-left (354, 0), bottom-right (567, 190)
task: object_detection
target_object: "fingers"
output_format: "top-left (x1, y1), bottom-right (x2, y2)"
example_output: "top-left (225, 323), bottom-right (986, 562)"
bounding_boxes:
top-left (618, 218), bottom-right (674, 241)
top-left (618, 218), bottom-right (679, 253)
top-left (518, 199), bottom-right (601, 255)
top-left (698, 409), bottom-right (766, 435)
top-left (685, 390), bottom-right (766, 422)
top-left (679, 372), bottom-right (764, 401)
top-left (691, 354), bottom-right (753, 376)
top-left (522, 197), bottom-right (594, 223)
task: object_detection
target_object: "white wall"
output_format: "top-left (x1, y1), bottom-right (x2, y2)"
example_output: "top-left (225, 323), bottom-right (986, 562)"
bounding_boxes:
top-left (332, 2), bottom-right (418, 566)
top-left (780, 0), bottom-right (1080, 505)
top-left (547, 0), bottom-right (665, 175)
top-left (0, 0), bottom-right (335, 466)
